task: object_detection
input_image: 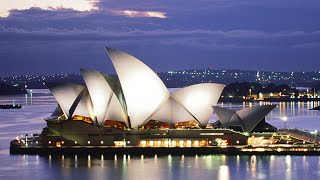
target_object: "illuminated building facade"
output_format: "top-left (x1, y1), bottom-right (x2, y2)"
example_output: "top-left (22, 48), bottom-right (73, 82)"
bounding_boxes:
top-left (46, 47), bottom-right (225, 129)
top-left (10, 49), bottom-right (320, 154)
top-left (35, 48), bottom-right (280, 148)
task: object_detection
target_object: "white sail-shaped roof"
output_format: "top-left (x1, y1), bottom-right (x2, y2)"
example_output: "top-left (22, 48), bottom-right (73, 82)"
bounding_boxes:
top-left (104, 94), bottom-right (128, 125)
top-left (229, 114), bottom-right (243, 128)
top-left (213, 106), bottom-right (235, 127)
top-left (46, 48), bottom-right (227, 129)
top-left (172, 83), bottom-right (225, 127)
top-left (103, 74), bottom-right (128, 118)
top-left (46, 83), bottom-right (85, 118)
top-left (73, 89), bottom-right (95, 121)
top-left (106, 47), bottom-right (170, 128)
top-left (149, 97), bottom-right (196, 124)
top-left (213, 105), bottom-right (277, 132)
top-left (147, 97), bottom-right (172, 124)
top-left (81, 69), bottom-right (114, 126)
top-left (237, 105), bottom-right (277, 132)
top-left (45, 105), bottom-right (64, 121)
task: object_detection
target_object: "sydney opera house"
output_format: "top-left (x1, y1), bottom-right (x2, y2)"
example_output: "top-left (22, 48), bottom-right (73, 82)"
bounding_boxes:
top-left (10, 47), bottom-right (320, 156)
top-left (17, 46), bottom-right (320, 155)
top-left (11, 47), bottom-right (281, 149)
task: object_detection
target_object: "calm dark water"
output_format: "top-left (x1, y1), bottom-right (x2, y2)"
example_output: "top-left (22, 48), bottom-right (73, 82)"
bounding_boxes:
top-left (3, 154), bottom-right (320, 180)
top-left (1, 90), bottom-right (320, 180)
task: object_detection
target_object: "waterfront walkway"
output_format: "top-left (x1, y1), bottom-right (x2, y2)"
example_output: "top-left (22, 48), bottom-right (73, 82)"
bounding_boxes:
top-left (278, 129), bottom-right (320, 145)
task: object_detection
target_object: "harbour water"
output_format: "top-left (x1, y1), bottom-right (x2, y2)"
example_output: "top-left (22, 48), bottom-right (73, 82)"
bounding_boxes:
top-left (1, 90), bottom-right (320, 180)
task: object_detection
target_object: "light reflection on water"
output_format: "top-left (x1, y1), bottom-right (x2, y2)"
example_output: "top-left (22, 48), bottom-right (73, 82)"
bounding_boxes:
top-left (3, 154), bottom-right (320, 180)
top-left (1, 90), bottom-right (320, 179)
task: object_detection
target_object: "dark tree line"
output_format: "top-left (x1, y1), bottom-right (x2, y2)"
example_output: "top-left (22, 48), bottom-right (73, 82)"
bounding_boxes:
top-left (222, 82), bottom-right (299, 97)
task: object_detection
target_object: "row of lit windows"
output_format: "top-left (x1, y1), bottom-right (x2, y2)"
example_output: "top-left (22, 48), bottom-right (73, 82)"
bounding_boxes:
top-left (139, 140), bottom-right (208, 148)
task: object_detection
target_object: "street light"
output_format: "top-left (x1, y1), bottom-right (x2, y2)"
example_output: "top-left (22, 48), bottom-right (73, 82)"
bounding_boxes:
top-left (281, 116), bottom-right (288, 129)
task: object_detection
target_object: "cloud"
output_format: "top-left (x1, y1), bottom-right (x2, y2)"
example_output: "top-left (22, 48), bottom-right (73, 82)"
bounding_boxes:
top-left (292, 42), bottom-right (320, 48)
top-left (2, 26), bottom-right (320, 51)
top-left (1, 25), bottom-right (320, 40)
top-left (0, 0), bottom-right (99, 18)
top-left (111, 10), bottom-right (167, 19)
top-left (1, 0), bottom-right (320, 75)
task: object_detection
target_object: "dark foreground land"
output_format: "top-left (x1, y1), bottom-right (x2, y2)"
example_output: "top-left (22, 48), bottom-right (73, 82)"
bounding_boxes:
top-left (0, 83), bottom-right (26, 95)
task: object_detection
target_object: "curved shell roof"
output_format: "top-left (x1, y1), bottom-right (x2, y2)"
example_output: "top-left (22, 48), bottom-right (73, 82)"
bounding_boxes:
top-left (106, 47), bottom-right (170, 128)
top-left (72, 88), bottom-right (95, 121)
top-left (47, 83), bottom-right (85, 118)
top-left (237, 105), bottom-right (277, 132)
top-left (81, 69), bottom-right (113, 125)
top-left (213, 105), bottom-right (277, 132)
top-left (148, 97), bottom-right (197, 124)
top-left (104, 94), bottom-right (128, 125)
top-left (213, 106), bottom-right (235, 128)
top-left (81, 69), bottom-right (128, 126)
top-left (171, 83), bottom-right (225, 126)
top-left (47, 48), bottom-right (225, 129)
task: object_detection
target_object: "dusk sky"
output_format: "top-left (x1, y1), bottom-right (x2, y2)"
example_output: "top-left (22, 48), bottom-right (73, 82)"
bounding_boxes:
top-left (1, 0), bottom-right (320, 75)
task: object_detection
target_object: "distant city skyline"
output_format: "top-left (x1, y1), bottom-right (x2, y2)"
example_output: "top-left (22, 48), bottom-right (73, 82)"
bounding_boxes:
top-left (2, 69), bottom-right (320, 88)
top-left (1, 67), bottom-right (320, 76)
top-left (1, 0), bottom-right (320, 75)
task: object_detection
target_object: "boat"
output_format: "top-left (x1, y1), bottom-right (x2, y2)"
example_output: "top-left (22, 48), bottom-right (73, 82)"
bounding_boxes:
top-left (0, 104), bottom-right (22, 109)
top-left (0, 100), bottom-right (22, 109)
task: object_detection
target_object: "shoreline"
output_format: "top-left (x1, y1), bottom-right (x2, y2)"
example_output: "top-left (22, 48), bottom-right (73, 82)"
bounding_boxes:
top-left (10, 145), bottom-right (320, 156)
top-left (219, 98), bottom-right (320, 103)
